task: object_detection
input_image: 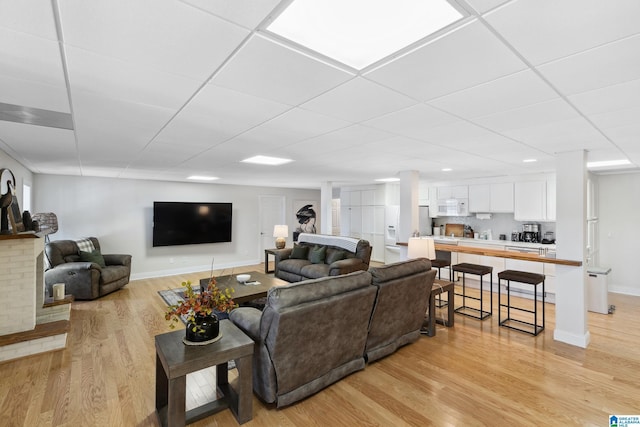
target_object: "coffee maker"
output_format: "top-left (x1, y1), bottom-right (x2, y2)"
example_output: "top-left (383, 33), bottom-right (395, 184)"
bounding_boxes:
top-left (522, 223), bottom-right (541, 243)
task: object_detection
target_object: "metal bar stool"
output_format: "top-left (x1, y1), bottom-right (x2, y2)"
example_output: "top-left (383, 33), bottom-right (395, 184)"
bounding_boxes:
top-left (498, 270), bottom-right (545, 336)
top-left (452, 263), bottom-right (493, 320)
top-left (430, 258), bottom-right (451, 307)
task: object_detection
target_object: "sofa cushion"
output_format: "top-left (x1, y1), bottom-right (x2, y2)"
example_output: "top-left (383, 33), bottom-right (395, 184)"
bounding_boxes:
top-left (309, 245), bottom-right (326, 264)
top-left (79, 249), bottom-right (106, 268)
top-left (326, 248), bottom-right (345, 264)
top-left (300, 263), bottom-right (331, 279)
top-left (278, 259), bottom-right (310, 275)
top-left (290, 245), bottom-right (309, 259)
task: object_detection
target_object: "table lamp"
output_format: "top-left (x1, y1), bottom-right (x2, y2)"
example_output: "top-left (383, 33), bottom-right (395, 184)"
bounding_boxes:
top-left (273, 225), bottom-right (288, 249)
top-left (407, 237), bottom-right (436, 260)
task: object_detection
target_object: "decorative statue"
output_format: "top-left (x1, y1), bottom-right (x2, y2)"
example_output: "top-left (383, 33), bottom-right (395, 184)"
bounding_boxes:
top-left (0, 168), bottom-right (16, 234)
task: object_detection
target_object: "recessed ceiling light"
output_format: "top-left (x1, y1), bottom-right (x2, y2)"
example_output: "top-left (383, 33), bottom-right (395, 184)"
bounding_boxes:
top-left (241, 155), bottom-right (293, 166)
top-left (587, 159), bottom-right (631, 168)
top-left (375, 177), bottom-right (400, 182)
top-left (187, 175), bottom-right (219, 181)
top-left (523, 159), bottom-right (537, 163)
top-left (266, 0), bottom-right (463, 70)
top-left (442, 168), bottom-right (452, 172)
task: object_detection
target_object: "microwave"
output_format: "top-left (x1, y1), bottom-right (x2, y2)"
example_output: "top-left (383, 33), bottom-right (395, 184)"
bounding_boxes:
top-left (437, 198), bottom-right (469, 216)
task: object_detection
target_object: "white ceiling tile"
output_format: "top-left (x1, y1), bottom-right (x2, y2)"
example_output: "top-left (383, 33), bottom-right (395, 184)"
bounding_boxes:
top-left (213, 34), bottom-right (353, 106)
top-left (0, 74), bottom-right (70, 113)
top-left (300, 78), bottom-right (417, 122)
top-left (486, 0), bottom-right (640, 65)
top-left (465, 0), bottom-right (511, 14)
top-left (363, 104), bottom-right (458, 140)
top-left (0, 28), bottom-right (66, 89)
top-left (130, 142), bottom-right (198, 168)
top-left (66, 47), bottom-right (201, 110)
top-left (589, 107), bottom-right (640, 130)
top-left (226, 108), bottom-right (351, 149)
top-left (0, 0), bottom-right (58, 40)
top-left (365, 20), bottom-right (527, 101)
top-left (58, 0), bottom-right (249, 80)
top-left (429, 70), bottom-right (558, 119)
top-left (180, 0), bottom-right (280, 29)
top-left (471, 99), bottom-right (581, 132)
top-left (502, 117), bottom-right (612, 153)
top-left (569, 78), bottom-right (640, 116)
top-left (0, 121), bottom-right (77, 172)
top-left (155, 84), bottom-right (291, 148)
top-left (538, 34), bottom-right (640, 96)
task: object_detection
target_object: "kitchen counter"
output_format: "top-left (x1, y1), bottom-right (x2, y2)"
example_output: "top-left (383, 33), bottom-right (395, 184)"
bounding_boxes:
top-left (433, 236), bottom-right (556, 250)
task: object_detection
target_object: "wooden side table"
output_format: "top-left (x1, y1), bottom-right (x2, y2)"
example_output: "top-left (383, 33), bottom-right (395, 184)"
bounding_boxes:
top-left (264, 248), bottom-right (279, 274)
top-left (422, 279), bottom-right (455, 337)
top-left (155, 320), bottom-right (254, 426)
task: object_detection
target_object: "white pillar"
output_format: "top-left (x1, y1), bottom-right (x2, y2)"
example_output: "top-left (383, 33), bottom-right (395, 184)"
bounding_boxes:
top-left (554, 150), bottom-right (590, 348)
top-left (320, 181), bottom-right (333, 235)
top-left (398, 170), bottom-right (419, 244)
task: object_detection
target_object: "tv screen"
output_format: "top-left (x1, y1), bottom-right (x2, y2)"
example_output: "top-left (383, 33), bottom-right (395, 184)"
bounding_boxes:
top-left (153, 201), bottom-right (232, 247)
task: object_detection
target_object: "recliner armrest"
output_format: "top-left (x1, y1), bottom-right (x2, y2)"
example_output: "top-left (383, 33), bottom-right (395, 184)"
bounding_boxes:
top-left (49, 261), bottom-right (101, 272)
top-left (229, 307), bottom-right (262, 341)
top-left (103, 254), bottom-right (132, 267)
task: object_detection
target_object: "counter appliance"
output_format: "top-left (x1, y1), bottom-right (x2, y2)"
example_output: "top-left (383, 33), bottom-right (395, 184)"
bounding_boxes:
top-left (522, 223), bottom-right (541, 243)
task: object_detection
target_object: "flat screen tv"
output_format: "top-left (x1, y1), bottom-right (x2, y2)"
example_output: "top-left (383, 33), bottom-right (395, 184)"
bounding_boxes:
top-left (153, 201), bottom-right (232, 247)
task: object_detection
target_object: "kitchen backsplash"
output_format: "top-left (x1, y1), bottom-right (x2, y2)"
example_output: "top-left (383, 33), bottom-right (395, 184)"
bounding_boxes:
top-left (432, 213), bottom-right (556, 240)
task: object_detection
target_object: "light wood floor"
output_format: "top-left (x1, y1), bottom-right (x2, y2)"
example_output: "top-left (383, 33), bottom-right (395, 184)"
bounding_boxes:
top-left (1, 264), bottom-right (639, 426)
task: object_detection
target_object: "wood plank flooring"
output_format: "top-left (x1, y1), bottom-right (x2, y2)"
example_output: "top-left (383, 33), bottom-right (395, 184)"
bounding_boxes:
top-left (1, 264), bottom-right (639, 426)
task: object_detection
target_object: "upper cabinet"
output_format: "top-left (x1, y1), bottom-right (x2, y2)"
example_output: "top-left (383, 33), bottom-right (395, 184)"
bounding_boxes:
top-left (437, 185), bottom-right (468, 200)
top-left (469, 182), bottom-right (514, 213)
top-left (514, 179), bottom-right (555, 221)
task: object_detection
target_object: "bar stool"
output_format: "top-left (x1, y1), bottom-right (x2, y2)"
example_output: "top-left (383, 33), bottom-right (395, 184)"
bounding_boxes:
top-left (452, 263), bottom-right (493, 320)
top-left (498, 270), bottom-right (545, 336)
top-left (430, 258), bottom-right (451, 307)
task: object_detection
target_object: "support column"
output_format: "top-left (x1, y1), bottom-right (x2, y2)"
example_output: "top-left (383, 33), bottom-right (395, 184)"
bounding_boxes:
top-left (398, 171), bottom-right (419, 253)
top-left (554, 150), bottom-right (590, 348)
top-left (320, 181), bottom-right (333, 235)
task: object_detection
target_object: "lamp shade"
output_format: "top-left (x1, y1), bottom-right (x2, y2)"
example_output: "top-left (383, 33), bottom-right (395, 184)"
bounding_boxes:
top-left (273, 224), bottom-right (288, 238)
top-left (407, 237), bottom-right (436, 260)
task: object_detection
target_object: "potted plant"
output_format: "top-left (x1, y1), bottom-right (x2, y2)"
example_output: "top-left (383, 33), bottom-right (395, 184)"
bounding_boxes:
top-left (165, 277), bottom-right (237, 343)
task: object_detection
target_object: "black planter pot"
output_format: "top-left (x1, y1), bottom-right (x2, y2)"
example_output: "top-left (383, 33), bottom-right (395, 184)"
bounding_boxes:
top-left (185, 313), bottom-right (219, 343)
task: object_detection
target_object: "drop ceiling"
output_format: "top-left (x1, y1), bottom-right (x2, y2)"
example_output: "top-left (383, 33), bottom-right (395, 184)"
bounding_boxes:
top-left (0, 0), bottom-right (638, 189)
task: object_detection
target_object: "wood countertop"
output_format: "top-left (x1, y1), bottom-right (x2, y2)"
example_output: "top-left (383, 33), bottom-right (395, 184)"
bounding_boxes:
top-left (397, 242), bottom-right (582, 266)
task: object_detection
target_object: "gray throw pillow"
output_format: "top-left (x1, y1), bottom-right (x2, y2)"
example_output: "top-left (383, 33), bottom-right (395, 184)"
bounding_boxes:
top-left (326, 249), bottom-right (345, 264)
top-left (309, 245), bottom-right (326, 264)
top-left (290, 245), bottom-right (309, 259)
top-left (79, 249), bottom-right (106, 268)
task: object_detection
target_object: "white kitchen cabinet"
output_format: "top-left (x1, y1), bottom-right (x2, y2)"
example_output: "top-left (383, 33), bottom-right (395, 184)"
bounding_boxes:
top-left (428, 187), bottom-right (439, 217)
top-left (514, 181), bottom-right (547, 221)
top-left (491, 182), bottom-right (514, 213)
top-left (437, 185), bottom-right (468, 200)
top-left (469, 183), bottom-right (513, 213)
top-left (469, 184), bottom-right (490, 212)
top-left (361, 189), bottom-right (375, 206)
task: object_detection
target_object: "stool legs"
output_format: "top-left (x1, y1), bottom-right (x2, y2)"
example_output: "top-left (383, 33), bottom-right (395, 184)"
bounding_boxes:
top-left (454, 271), bottom-right (492, 320)
top-left (498, 278), bottom-right (545, 336)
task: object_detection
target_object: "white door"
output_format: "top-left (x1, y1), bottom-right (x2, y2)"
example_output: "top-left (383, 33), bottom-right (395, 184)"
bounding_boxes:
top-left (259, 196), bottom-right (286, 255)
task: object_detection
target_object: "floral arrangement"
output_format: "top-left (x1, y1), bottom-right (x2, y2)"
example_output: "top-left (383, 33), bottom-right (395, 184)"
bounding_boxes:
top-left (165, 277), bottom-right (237, 329)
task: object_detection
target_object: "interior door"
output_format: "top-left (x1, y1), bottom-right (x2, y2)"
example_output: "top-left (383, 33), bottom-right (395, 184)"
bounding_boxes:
top-left (259, 195), bottom-right (286, 256)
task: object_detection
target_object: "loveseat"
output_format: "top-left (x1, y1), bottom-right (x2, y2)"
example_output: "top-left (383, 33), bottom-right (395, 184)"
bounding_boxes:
top-left (44, 237), bottom-right (132, 300)
top-left (229, 258), bottom-right (434, 407)
top-left (272, 233), bottom-right (372, 282)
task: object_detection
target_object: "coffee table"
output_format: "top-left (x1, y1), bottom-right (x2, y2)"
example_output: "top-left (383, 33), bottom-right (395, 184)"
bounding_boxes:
top-left (155, 320), bottom-right (254, 426)
top-left (199, 271), bottom-right (288, 305)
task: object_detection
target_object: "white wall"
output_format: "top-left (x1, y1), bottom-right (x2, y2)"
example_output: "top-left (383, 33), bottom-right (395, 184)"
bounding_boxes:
top-left (0, 148), bottom-right (33, 214)
top-left (598, 172), bottom-right (640, 296)
top-left (33, 174), bottom-right (319, 279)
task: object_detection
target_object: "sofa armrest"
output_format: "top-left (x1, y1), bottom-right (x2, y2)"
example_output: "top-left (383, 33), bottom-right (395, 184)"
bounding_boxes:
top-left (229, 307), bottom-right (262, 341)
top-left (103, 254), bottom-right (132, 267)
top-left (329, 258), bottom-right (366, 275)
top-left (44, 262), bottom-right (101, 300)
top-left (272, 248), bottom-right (293, 276)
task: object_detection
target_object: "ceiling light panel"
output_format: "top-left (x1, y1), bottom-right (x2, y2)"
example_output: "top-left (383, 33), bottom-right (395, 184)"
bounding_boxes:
top-left (266, 0), bottom-right (463, 70)
top-left (241, 155), bottom-right (293, 165)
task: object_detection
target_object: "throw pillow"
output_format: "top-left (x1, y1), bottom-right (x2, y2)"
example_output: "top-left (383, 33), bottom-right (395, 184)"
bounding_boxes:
top-left (309, 245), bottom-right (326, 264)
top-left (326, 249), bottom-right (345, 264)
top-left (290, 245), bottom-right (309, 259)
top-left (79, 249), bottom-right (106, 268)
